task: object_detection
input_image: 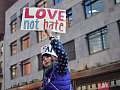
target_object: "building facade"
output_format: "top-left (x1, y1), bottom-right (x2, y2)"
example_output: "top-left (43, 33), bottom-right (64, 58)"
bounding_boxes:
top-left (5, 0), bottom-right (120, 90)
top-left (0, 0), bottom-right (17, 90)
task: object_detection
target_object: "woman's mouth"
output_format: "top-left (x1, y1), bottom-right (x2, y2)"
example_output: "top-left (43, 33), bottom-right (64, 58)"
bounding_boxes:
top-left (45, 62), bottom-right (49, 65)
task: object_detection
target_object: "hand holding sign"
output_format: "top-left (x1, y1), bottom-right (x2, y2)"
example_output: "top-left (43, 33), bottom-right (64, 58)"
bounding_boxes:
top-left (21, 7), bottom-right (66, 33)
top-left (45, 29), bottom-right (52, 38)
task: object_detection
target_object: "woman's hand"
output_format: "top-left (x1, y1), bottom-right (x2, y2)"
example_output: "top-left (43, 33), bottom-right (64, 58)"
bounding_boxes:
top-left (45, 29), bottom-right (55, 41)
top-left (45, 29), bottom-right (52, 38)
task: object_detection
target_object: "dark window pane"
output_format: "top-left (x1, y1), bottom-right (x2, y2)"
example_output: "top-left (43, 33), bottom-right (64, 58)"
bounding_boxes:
top-left (38, 54), bottom-right (43, 71)
top-left (63, 40), bottom-right (76, 61)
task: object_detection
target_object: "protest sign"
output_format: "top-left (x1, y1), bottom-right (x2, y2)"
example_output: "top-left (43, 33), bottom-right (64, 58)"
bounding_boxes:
top-left (21, 7), bottom-right (66, 33)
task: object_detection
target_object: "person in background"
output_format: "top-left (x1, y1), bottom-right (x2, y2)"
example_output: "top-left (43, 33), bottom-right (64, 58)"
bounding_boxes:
top-left (39, 29), bottom-right (73, 90)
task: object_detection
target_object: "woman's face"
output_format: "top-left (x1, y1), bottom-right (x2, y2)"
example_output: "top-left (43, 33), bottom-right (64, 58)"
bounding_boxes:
top-left (42, 55), bottom-right (52, 68)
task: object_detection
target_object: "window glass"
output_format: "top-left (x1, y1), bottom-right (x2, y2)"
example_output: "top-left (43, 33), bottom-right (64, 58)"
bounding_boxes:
top-left (84, 0), bottom-right (104, 19)
top-left (87, 27), bottom-right (109, 54)
top-left (63, 40), bottom-right (76, 61)
top-left (11, 64), bottom-right (17, 79)
top-left (38, 54), bottom-right (43, 71)
top-left (54, 0), bottom-right (62, 5)
top-left (115, 0), bottom-right (120, 4)
top-left (22, 59), bottom-right (30, 76)
top-left (11, 41), bottom-right (17, 55)
top-left (66, 8), bottom-right (73, 28)
top-left (37, 31), bottom-right (47, 42)
top-left (11, 19), bottom-right (17, 33)
top-left (21, 34), bottom-right (30, 50)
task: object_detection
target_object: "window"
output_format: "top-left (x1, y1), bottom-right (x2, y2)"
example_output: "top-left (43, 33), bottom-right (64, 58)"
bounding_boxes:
top-left (66, 8), bottom-right (73, 28)
top-left (54, 0), bottom-right (62, 5)
top-left (11, 19), bottom-right (17, 33)
top-left (11, 41), bottom-right (17, 56)
top-left (0, 44), bottom-right (3, 56)
top-left (21, 34), bottom-right (30, 50)
top-left (21, 59), bottom-right (30, 76)
top-left (63, 40), bottom-right (76, 61)
top-left (10, 64), bottom-right (17, 79)
top-left (82, 0), bottom-right (104, 19)
top-left (87, 27), bottom-right (109, 54)
top-left (0, 62), bottom-right (2, 74)
top-left (10, 13), bottom-right (17, 33)
top-left (38, 54), bottom-right (43, 71)
top-left (114, 80), bottom-right (116, 85)
top-left (115, 0), bottom-right (120, 4)
top-left (118, 21), bottom-right (120, 34)
top-left (37, 31), bottom-right (47, 42)
top-left (19, 14), bottom-right (22, 26)
top-left (20, 4), bottom-right (29, 25)
top-left (35, 0), bottom-right (47, 8)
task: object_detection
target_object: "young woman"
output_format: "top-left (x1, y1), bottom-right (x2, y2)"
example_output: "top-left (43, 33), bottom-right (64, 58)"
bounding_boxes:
top-left (40, 29), bottom-right (73, 90)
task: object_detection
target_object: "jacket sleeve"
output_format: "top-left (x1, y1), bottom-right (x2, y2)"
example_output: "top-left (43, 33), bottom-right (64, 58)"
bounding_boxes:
top-left (51, 39), bottom-right (68, 76)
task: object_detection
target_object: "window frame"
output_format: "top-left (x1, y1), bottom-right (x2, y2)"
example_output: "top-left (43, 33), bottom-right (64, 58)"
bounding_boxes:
top-left (115, 0), bottom-right (120, 4)
top-left (10, 41), bottom-right (17, 56)
top-left (37, 31), bottom-right (48, 43)
top-left (82, 0), bottom-right (104, 19)
top-left (38, 54), bottom-right (43, 71)
top-left (10, 18), bottom-right (17, 33)
top-left (21, 59), bottom-right (31, 76)
top-left (19, 14), bottom-right (23, 26)
top-left (63, 40), bottom-right (76, 61)
top-left (0, 62), bottom-right (2, 74)
top-left (87, 27), bottom-right (109, 55)
top-left (66, 8), bottom-right (73, 29)
top-left (0, 44), bottom-right (3, 56)
top-left (21, 33), bottom-right (30, 51)
top-left (10, 64), bottom-right (17, 79)
top-left (118, 20), bottom-right (120, 35)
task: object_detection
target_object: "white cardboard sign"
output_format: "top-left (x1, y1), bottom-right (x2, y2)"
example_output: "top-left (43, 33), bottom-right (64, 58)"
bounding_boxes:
top-left (21, 7), bottom-right (66, 33)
